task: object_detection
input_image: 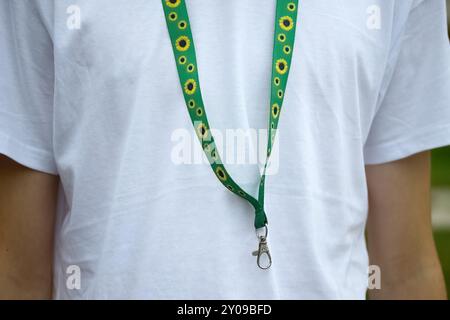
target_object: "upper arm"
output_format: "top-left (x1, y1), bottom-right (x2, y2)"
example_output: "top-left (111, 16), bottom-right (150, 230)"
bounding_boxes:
top-left (0, 155), bottom-right (59, 299)
top-left (0, 2), bottom-right (59, 299)
top-left (362, 2), bottom-right (449, 298)
top-left (366, 151), bottom-right (432, 263)
top-left (365, 151), bottom-right (446, 299)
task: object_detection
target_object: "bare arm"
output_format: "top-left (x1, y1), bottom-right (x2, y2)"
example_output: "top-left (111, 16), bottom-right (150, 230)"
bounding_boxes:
top-left (366, 151), bottom-right (447, 299)
top-left (0, 155), bottom-right (58, 299)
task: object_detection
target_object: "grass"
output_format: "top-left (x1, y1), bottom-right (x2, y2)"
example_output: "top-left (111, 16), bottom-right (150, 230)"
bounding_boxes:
top-left (431, 146), bottom-right (450, 187)
top-left (432, 146), bottom-right (450, 298)
top-left (434, 230), bottom-right (450, 298)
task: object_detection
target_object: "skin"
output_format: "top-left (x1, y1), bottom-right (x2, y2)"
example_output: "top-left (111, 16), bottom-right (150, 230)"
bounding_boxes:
top-left (0, 155), bottom-right (58, 299)
top-left (366, 151), bottom-right (447, 299)
top-left (0, 151), bottom-right (446, 299)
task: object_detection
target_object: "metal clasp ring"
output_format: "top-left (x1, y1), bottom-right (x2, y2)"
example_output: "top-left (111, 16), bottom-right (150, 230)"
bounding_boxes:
top-left (255, 224), bottom-right (268, 240)
top-left (253, 224), bottom-right (272, 269)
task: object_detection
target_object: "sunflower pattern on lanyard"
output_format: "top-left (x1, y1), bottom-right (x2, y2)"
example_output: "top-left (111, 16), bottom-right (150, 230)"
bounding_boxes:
top-left (162, 0), bottom-right (299, 232)
top-left (165, 0), bottom-right (180, 8)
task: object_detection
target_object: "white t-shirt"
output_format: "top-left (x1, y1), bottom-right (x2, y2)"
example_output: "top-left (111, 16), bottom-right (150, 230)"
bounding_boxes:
top-left (1, 0), bottom-right (449, 299)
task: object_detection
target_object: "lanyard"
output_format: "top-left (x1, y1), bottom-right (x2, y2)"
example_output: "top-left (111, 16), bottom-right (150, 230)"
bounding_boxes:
top-left (162, 0), bottom-right (299, 269)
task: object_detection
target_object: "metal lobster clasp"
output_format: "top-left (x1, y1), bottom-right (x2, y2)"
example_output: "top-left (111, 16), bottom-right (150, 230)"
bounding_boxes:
top-left (252, 225), bottom-right (272, 269)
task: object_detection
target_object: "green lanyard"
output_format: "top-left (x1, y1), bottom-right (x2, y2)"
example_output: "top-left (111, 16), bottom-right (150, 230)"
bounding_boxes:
top-left (162, 0), bottom-right (299, 269)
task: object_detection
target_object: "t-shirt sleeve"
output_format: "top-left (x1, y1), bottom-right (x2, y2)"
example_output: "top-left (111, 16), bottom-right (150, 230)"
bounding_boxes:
top-left (364, 0), bottom-right (450, 165)
top-left (0, 2), bottom-right (57, 174)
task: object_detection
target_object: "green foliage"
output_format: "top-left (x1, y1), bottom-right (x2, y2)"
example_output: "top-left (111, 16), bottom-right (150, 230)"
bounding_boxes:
top-left (434, 230), bottom-right (450, 298)
top-left (432, 147), bottom-right (450, 298)
top-left (432, 147), bottom-right (450, 187)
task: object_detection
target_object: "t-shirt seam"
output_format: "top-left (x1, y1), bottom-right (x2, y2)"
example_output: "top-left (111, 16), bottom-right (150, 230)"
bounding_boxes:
top-left (0, 130), bottom-right (57, 173)
top-left (364, 123), bottom-right (450, 152)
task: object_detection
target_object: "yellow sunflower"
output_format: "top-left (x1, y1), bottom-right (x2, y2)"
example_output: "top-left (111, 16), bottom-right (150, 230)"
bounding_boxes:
top-left (277, 33), bottom-right (286, 42)
top-left (178, 20), bottom-right (187, 30)
top-left (203, 143), bottom-right (217, 163)
top-left (283, 45), bottom-right (291, 54)
top-left (275, 58), bottom-right (288, 75)
top-left (209, 148), bottom-right (219, 163)
top-left (178, 55), bottom-right (187, 64)
top-left (287, 3), bottom-right (296, 11)
top-left (272, 103), bottom-right (280, 118)
top-left (215, 167), bottom-right (227, 182)
top-left (273, 77), bottom-right (281, 86)
top-left (279, 16), bottom-right (294, 31)
top-left (165, 0), bottom-right (181, 8)
top-left (184, 79), bottom-right (197, 95)
top-left (277, 89), bottom-right (284, 99)
top-left (187, 63), bottom-right (195, 73)
top-left (196, 122), bottom-right (209, 140)
top-left (203, 144), bottom-right (212, 158)
top-left (168, 12), bottom-right (178, 21)
top-left (196, 107), bottom-right (203, 116)
top-left (188, 99), bottom-right (195, 108)
top-left (175, 36), bottom-right (190, 52)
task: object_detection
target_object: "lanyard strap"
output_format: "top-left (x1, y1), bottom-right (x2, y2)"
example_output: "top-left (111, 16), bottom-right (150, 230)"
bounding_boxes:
top-left (162, 0), bottom-right (298, 267)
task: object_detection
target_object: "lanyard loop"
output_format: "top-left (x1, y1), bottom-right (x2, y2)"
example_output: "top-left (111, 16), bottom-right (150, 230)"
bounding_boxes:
top-left (162, 0), bottom-right (299, 268)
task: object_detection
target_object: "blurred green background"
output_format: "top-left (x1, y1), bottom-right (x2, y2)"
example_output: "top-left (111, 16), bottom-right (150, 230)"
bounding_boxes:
top-left (432, 2), bottom-right (450, 297)
top-left (432, 146), bottom-right (450, 297)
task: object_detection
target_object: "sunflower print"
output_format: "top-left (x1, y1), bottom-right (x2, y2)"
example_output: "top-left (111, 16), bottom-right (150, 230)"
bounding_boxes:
top-left (209, 148), bottom-right (219, 163)
top-left (203, 143), bottom-right (214, 155)
top-left (273, 77), bottom-right (281, 86)
top-left (168, 12), bottom-right (177, 21)
top-left (196, 122), bottom-right (209, 140)
top-left (275, 59), bottom-right (288, 75)
top-left (178, 55), bottom-right (187, 64)
top-left (204, 144), bottom-right (218, 163)
top-left (272, 103), bottom-right (280, 118)
top-left (184, 79), bottom-right (197, 95)
top-left (161, 0), bottom-right (299, 229)
top-left (165, 0), bottom-right (180, 8)
top-left (279, 16), bottom-right (294, 31)
top-left (175, 36), bottom-right (190, 51)
top-left (277, 89), bottom-right (284, 99)
top-left (277, 33), bottom-right (286, 42)
top-left (187, 63), bottom-right (195, 73)
top-left (215, 167), bottom-right (227, 182)
top-left (178, 20), bottom-right (187, 30)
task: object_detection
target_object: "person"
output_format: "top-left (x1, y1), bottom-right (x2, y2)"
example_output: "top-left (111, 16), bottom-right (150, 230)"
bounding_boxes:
top-left (0, 0), bottom-right (449, 300)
